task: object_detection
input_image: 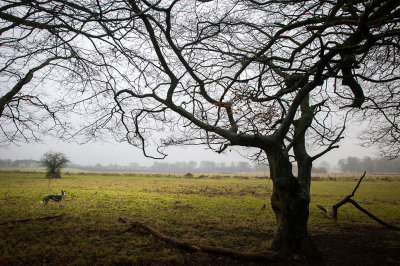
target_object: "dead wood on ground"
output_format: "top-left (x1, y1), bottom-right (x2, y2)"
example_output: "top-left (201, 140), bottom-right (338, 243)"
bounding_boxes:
top-left (318, 172), bottom-right (400, 230)
top-left (174, 204), bottom-right (194, 209)
top-left (118, 217), bottom-right (280, 261)
top-left (3, 192), bottom-right (21, 200)
top-left (257, 203), bottom-right (266, 215)
top-left (0, 214), bottom-right (64, 226)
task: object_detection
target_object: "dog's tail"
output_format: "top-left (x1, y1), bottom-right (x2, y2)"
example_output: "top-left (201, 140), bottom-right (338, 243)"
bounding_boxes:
top-left (40, 201), bottom-right (43, 204)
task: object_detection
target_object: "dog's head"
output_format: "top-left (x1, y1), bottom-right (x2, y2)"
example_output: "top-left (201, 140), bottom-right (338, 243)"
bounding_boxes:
top-left (61, 190), bottom-right (66, 196)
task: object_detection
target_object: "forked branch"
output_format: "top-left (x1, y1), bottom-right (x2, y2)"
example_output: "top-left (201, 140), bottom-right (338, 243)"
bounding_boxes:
top-left (318, 172), bottom-right (400, 230)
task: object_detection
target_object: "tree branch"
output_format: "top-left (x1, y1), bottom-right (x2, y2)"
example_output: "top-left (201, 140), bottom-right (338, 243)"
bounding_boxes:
top-left (118, 217), bottom-right (280, 261)
top-left (317, 172), bottom-right (400, 230)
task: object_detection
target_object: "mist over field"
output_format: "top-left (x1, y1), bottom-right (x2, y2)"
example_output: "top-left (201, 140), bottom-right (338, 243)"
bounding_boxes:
top-left (0, 129), bottom-right (381, 173)
top-left (1, 125), bottom-right (378, 167)
top-left (2, 152), bottom-right (400, 175)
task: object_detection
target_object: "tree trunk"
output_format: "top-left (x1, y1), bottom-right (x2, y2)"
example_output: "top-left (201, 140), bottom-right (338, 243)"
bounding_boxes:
top-left (267, 146), bottom-right (320, 259)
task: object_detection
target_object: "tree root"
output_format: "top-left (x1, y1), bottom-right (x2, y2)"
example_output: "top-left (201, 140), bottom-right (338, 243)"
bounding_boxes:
top-left (0, 214), bottom-right (64, 226)
top-left (318, 172), bottom-right (400, 231)
top-left (118, 217), bottom-right (280, 261)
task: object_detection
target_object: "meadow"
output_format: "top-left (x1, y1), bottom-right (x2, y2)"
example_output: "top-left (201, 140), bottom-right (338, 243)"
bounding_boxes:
top-left (0, 171), bottom-right (399, 265)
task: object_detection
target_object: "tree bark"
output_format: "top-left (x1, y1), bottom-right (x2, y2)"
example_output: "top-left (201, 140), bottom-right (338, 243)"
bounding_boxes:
top-left (267, 145), bottom-right (320, 259)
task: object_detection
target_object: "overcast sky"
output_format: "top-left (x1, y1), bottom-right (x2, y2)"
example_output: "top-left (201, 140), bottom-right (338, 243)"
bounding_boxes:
top-left (0, 129), bottom-right (377, 169)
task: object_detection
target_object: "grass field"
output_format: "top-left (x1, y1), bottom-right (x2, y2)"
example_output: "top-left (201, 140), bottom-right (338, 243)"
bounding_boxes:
top-left (0, 171), bottom-right (399, 265)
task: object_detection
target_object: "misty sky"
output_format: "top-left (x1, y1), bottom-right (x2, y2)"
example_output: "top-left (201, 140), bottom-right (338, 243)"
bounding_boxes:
top-left (0, 127), bottom-right (377, 169)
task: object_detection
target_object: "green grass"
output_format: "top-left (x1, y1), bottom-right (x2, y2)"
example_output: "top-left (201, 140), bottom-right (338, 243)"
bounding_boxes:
top-left (0, 172), bottom-right (399, 265)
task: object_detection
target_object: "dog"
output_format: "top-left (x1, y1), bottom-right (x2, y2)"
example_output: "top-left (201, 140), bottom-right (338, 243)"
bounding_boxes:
top-left (41, 190), bottom-right (66, 209)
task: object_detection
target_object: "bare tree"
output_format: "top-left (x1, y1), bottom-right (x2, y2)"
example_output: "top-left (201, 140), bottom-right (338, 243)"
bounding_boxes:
top-left (97, 0), bottom-right (399, 257)
top-left (40, 151), bottom-right (69, 178)
top-left (0, 0), bottom-right (119, 145)
top-left (362, 102), bottom-right (400, 159)
top-left (1, 0), bottom-right (399, 259)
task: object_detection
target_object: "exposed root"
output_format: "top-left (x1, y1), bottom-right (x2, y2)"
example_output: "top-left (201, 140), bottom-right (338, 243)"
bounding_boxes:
top-left (118, 217), bottom-right (280, 261)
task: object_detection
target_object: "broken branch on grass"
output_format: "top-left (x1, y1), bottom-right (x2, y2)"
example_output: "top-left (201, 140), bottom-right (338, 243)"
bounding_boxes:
top-left (174, 204), bottom-right (194, 209)
top-left (118, 217), bottom-right (280, 261)
top-left (3, 191), bottom-right (21, 200)
top-left (318, 172), bottom-right (400, 231)
top-left (257, 204), bottom-right (266, 215)
top-left (0, 214), bottom-right (64, 226)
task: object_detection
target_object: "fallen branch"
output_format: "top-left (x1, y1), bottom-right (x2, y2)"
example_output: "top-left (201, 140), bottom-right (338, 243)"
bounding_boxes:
top-left (118, 217), bottom-right (280, 261)
top-left (3, 192), bottom-right (21, 200)
top-left (317, 205), bottom-right (335, 220)
top-left (0, 214), bottom-right (64, 226)
top-left (174, 204), bottom-right (194, 209)
top-left (318, 172), bottom-right (400, 230)
top-left (256, 204), bottom-right (266, 215)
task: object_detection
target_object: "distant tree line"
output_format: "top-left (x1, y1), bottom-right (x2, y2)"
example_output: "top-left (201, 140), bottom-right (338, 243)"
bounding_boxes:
top-left (70, 160), bottom-right (268, 174)
top-left (312, 161), bottom-right (331, 174)
top-left (2, 156), bottom-right (400, 174)
top-left (148, 161), bottom-right (268, 173)
top-left (338, 156), bottom-right (400, 173)
top-left (0, 159), bottom-right (40, 168)
top-left (0, 158), bottom-right (267, 173)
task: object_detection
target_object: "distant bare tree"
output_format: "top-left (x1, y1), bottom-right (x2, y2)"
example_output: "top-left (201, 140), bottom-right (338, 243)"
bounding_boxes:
top-left (40, 151), bottom-right (69, 179)
top-left (1, 0), bottom-right (399, 259)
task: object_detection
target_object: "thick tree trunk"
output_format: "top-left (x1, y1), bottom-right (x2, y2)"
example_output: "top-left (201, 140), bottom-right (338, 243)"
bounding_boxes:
top-left (267, 146), bottom-right (320, 259)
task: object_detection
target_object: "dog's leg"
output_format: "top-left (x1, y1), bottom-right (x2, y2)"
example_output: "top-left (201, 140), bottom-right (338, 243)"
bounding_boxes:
top-left (43, 200), bottom-right (48, 209)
